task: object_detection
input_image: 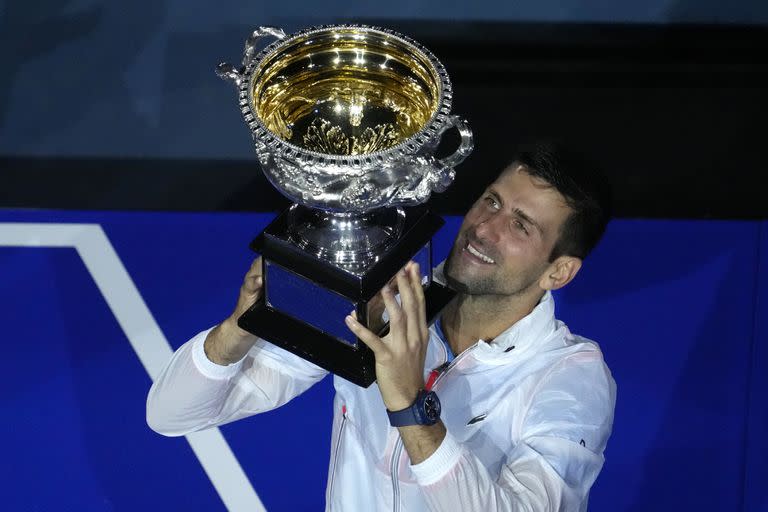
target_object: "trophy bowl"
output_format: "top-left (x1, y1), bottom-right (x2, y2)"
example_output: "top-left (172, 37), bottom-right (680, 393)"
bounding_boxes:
top-left (218, 24), bottom-right (473, 213)
top-left (217, 25), bottom-right (473, 386)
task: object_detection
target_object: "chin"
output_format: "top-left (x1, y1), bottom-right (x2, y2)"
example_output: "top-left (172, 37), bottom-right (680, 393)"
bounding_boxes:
top-left (444, 270), bottom-right (470, 294)
top-left (443, 250), bottom-right (470, 293)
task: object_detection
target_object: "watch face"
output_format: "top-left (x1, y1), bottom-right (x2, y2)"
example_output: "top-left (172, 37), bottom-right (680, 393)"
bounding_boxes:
top-left (423, 392), bottom-right (441, 421)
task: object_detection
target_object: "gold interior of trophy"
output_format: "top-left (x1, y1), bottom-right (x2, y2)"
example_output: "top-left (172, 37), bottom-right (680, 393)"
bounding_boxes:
top-left (251, 28), bottom-right (441, 156)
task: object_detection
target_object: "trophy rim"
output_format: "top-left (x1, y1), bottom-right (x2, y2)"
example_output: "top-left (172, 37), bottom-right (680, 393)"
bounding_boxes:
top-left (237, 24), bottom-right (454, 167)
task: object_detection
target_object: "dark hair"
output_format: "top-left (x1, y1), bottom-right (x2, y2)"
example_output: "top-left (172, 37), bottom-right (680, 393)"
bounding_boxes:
top-left (510, 140), bottom-right (612, 261)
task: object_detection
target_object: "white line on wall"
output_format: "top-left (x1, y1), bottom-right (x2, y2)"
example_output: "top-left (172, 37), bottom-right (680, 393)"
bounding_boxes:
top-left (0, 222), bottom-right (266, 512)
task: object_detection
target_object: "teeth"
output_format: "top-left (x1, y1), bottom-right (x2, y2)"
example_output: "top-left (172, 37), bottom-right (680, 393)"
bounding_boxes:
top-left (467, 243), bottom-right (495, 264)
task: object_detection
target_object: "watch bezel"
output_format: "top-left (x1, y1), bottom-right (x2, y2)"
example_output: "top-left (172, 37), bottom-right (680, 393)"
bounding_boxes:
top-left (419, 390), bottom-right (441, 425)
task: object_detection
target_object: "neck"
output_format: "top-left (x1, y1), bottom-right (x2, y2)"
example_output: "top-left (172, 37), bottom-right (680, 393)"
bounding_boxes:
top-left (441, 289), bottom-right (545, 355)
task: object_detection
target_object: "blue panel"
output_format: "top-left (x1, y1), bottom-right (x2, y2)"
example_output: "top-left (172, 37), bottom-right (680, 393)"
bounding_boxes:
top-left (266, 260), bottom-right (357, 346)
top-left (0, 247), bottom-right (224, 511)
top-left (263, 241), bottom-right (432, 347)
top-left (433, 215), bottom-right (462, 264)
top-left (556, 220), bottom-right (759, 512)
top-left (745, 221), bottom-right (768, 512)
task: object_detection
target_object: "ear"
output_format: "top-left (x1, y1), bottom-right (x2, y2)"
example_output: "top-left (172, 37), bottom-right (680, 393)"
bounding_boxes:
top-left (539, 256), bottom-right (582, 291)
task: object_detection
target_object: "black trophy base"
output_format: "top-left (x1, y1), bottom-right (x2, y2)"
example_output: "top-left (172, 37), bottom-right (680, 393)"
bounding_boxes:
top-left (238, 280), bottom-right (456, 387)
top-left (236, 205), bottom-right (456, 388)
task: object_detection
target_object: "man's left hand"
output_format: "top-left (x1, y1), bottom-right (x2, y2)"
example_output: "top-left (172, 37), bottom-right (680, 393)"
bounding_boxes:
top-left (345, 261), bottom-right (429, 411)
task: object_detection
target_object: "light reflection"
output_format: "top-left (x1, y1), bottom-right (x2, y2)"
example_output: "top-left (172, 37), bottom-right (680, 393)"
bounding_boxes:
top-left (349, 102), bottom-right (363, 125)
top-left (354, 49), bottom-right (366, 66)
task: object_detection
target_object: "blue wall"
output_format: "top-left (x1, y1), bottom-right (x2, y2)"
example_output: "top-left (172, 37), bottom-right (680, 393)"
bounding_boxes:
top-left (1, 209), bottom-right (765, 511)
top-left (1, 0), bottom-right (767, 159)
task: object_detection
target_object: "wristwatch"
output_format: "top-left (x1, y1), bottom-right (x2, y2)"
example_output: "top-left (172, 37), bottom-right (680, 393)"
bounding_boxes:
top-left (387, 389), bottom-right (441, 427)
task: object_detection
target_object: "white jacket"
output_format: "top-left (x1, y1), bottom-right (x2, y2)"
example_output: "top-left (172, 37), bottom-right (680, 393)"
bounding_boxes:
top-left (147, 290), bottom-right (616, 512)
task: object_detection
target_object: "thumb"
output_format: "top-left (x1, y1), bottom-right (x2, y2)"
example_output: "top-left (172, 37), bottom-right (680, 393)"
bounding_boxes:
top-left (243, 274), bottom-right (263, 295)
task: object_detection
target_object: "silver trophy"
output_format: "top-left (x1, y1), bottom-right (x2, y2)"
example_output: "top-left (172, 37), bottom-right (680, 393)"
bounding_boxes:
top-left (218, 25), bottom-right (473, 386)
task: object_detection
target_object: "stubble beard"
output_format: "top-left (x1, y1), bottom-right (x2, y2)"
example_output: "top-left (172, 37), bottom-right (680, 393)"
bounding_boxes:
top-left (444, 238), bottom-right (544, 299)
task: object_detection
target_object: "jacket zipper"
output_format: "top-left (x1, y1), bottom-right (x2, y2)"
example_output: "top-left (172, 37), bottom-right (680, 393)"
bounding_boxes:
top-left (390, 346), bottom-right (477, 512)
top-left (328, 405), bottom-right (347, 509)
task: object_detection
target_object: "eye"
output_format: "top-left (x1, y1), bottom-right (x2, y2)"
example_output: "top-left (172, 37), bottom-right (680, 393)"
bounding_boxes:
top-left (512, 219), bottom-right (529, 235)
top-left (484, 196), bottom-right (500, 210)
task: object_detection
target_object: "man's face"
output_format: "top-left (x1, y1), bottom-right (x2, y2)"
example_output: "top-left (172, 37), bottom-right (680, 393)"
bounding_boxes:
top-left (444, 164), bottom-right (573, 297)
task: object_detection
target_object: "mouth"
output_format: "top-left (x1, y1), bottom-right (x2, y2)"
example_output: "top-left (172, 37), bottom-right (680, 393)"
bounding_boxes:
top-left (463, 240), bottom-right (496, 264)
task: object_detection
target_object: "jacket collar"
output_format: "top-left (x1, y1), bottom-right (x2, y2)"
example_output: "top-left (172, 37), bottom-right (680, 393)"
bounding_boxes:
top-left (433, 261), bottom-right (559, 363)
top-left (474, 290), bottom-right (558, 361)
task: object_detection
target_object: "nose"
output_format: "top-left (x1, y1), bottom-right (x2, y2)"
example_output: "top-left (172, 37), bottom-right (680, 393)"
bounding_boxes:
top-left (473, 211), bottom-right (503, 243)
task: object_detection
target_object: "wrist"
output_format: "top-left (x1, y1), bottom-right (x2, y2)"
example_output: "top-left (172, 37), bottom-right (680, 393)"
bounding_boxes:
top-left (399, 421), bottom-right (447, 465)
top-left (221, 316), bottom-right (257, 343)
top-left (204, 318), bottom-right (257, 365)
top-left (384, 386), bottom-right (423, 412)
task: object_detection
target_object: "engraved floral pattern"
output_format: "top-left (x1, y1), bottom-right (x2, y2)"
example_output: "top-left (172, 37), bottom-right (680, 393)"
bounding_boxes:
top-left (302, 118), bottom-right (398, 155)
top-left (352, 124), bottom-right (398, 154)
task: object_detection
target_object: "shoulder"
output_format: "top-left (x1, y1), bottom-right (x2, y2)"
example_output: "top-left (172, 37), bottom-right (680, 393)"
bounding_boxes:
top-left (522, 330), bottom-right (617, 449)
top-left (547, 322), bottom-right (612, 375)
top-left (547, 329), bottom-right (615, 402)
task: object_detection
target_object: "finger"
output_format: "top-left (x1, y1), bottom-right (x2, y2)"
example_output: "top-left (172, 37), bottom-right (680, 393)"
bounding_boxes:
top-left (241, 257), bottom-right (264, 293)
top-left (345, 314), bottom-right (386, 355)
top-left (381, 284), bottom-right (404, 333)
top-left (396, 266), bottom-right (414, 314)
top-left (242, 273), bottom-right (263, 294)
top-left (386, 273), bottom-right (400, 294)
top-left (245, 257), bottom-right (263, 279)
top-left (397, 264), bottom-right (421, 347)
top-left (409, 262), bottom-right (428, 338)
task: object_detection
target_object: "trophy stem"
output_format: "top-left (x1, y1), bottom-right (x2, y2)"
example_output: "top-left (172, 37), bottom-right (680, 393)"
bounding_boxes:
top-left (286, 206), bottom-right (406, 272)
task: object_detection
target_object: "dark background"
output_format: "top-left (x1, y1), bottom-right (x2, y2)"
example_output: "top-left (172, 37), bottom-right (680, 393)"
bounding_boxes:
top-left (1, 1), bottom-right (767, 218)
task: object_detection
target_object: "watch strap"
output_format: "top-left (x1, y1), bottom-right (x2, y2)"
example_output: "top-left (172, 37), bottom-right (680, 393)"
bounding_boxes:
top-left (387, 403), bottom-right (420, 427)
top-left (387, 390), bottom-right (440, 427)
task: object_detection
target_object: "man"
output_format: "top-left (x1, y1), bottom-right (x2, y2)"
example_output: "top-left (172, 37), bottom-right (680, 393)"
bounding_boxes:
top-left (147, 141), bottom-right (616, 511)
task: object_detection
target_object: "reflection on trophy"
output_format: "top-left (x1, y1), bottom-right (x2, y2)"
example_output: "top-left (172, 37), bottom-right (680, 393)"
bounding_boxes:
top-left (217, 25), bottom-right (473, 387)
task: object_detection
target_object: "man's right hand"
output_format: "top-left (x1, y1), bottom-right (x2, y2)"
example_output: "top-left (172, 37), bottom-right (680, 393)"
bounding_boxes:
top-left (203, 257), bottom-right (263, 366)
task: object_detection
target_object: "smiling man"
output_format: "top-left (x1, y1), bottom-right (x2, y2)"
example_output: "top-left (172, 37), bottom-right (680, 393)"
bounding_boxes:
top-left (147, 141), bottom-right (616, 511)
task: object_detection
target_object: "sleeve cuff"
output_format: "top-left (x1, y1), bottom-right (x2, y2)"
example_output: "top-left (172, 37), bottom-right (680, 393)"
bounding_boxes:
top-left (410, 430), bottom-right (464, 486)
top-left (191, 327), bottom-right (245, 380)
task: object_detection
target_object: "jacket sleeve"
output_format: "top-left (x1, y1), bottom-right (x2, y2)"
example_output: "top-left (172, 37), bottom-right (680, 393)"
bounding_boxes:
top-left (411, 351), bottom-right (617, 511)
top-left (146, 327), bottom-right (328, 437)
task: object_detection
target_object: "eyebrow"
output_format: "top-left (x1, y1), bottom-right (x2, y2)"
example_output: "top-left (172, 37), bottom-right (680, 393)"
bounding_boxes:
top-left (487, 188), bottom-right (544, 236)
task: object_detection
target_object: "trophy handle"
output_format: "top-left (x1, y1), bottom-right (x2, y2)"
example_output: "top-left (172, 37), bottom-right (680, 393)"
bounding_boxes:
top-left (242, 26), bottom-right (287, 67)
top-left (435, 115), bottom-right (474, 168)
top-left (422, 115), bottom-right (474, 192)
top-left (216, 26), bottom-right (287, 87)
